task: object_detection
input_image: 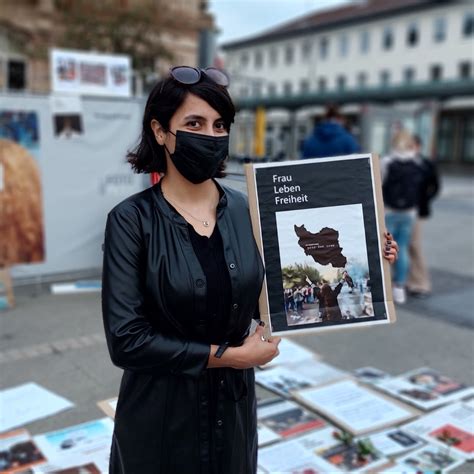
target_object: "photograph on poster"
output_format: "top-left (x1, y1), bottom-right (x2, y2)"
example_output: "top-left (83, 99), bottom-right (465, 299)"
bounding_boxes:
top-left (379, 445), bottom-right (465, 473)
top-left (403, 403), bottom-right (474, 459)
top-left (0, 110), bottom-right (40, 156)
top-left (277, 204), bottom-right (374, 327)
top-left (56, 57), bottom-right (76, 82)
top-left (0, 429), bottom-right (46, 474)
top-left (33, 418), bottom-right (113, 462)
top-left (80, 62), bottom-right (107, 86)
top-left (258, 399), bottom-right (327, 440)
top-left (53, 115), bottom-right (84, 139)
top-left (367, 428), bottom-right (424, 457)
top-left (376, 367), bottom-right (474, 411)
top-left (353, 366), bottom-right (392, 385)
top-left (245, 154), bottom-right (394, 335)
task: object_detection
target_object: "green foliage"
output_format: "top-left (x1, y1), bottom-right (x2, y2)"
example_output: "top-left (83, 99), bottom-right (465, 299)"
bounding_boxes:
top-left (54, 2), bottom-right (173, 73)
top-left (281, 264), bottom-right (321, 288)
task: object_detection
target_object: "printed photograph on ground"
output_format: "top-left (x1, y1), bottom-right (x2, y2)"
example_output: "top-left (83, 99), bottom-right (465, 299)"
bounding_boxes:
top-left (276, 204), bottom-right (373, 327)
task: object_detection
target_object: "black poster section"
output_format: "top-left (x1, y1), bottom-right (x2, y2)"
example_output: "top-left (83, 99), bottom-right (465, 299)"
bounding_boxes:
top-left (255, 157), bottom-right (387, 333)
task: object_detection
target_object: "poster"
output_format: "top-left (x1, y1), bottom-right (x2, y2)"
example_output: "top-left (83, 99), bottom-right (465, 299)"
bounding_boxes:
top-left (402, 403), bottom-right (474, 459)
top-left (260, 337), bottom-right (319, 369)
top-left (0, 383), bottom-right (74, 432)
top-left (50, 95), bottom-right (84, 140)
top-left (367, 428), bottom-right (424, 457)
top-left (0, 110), bottom-right (45, 266)
top-left (376, 367), bottom-right (474, 411)
top-left (97, 397), bottom-right (118, 419)
top-left (33, 418), bottom-right (113, 463)
top-left (50, 49), bottom-right (131, 97)
top-left (257, 399), bottom-right (327, 443)
top-left (379, 444), bottom-right (465, 473)
top-left (245, 154), bottom-right (395, 335)
top-left (256, 362), bottom-right (347, 397)
top-left (293, 379), bottom-right (417, 435)
top-left (0, 429), bottom-right (46, 473)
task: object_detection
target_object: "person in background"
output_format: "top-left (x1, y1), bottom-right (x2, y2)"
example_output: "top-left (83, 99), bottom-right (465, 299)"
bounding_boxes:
top-left (382, 130), bottom-right (425, 304)
top-left (407, 135), bottom-right (440, 297)
top-left (301, 104), bottom-right (360, 159)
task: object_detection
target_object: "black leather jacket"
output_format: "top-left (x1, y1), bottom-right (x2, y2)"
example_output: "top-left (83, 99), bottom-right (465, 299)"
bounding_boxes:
top-left (101, 180), bottom-right (264, 473)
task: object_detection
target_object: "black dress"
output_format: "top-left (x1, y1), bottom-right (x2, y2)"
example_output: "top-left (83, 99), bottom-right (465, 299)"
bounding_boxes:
top-left (103, 181), bottom-right (264, 474)
top-left (188, 223), bottom-right (233, 473)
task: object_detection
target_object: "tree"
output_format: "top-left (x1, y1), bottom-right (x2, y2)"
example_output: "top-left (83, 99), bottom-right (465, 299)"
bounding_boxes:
top-left (54, 1), bottom-right (173, 80)
top-left (282, 264), bottom-right (321, 288)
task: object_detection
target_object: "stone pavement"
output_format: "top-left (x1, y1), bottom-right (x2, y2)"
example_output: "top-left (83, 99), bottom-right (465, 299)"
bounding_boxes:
top-left (0, 169), bottom-right (472, 471)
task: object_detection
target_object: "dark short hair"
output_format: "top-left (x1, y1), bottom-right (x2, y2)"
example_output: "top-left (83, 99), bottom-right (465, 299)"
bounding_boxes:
top-left (325, 103), bottom-right (341, 120)
top-left (127, 73), bottom-right (235, 175)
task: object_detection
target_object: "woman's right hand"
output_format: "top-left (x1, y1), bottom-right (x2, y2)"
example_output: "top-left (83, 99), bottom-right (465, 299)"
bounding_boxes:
top-left (229, 325), bottom-right (281, 369)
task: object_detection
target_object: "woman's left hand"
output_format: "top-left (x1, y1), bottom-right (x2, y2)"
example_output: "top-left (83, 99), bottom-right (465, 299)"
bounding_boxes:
top-left (383, 231), bottom-right (398, 264)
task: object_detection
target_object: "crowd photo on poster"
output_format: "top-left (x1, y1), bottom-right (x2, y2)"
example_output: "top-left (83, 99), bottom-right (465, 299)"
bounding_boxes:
top-left (276, 203), bottom-right (374, 327)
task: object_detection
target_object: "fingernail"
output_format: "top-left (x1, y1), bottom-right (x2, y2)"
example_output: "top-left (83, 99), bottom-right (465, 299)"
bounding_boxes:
top-left (258, 320), bottom-right (265, 327)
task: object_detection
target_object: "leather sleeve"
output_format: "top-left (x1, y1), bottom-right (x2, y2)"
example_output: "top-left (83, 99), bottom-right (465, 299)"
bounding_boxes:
top-left (101, 205), bottom-right (210, 377)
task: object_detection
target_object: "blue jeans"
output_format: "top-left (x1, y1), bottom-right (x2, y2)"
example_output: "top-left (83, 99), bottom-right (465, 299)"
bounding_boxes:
top-left (385, 212), bottom-right (415, 286)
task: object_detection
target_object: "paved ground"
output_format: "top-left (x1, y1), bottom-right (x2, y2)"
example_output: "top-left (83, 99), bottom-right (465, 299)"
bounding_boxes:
top-left (1, 166), bottom-right (473, 471)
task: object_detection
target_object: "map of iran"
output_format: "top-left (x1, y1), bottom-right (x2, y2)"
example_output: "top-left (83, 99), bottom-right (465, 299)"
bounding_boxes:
top-left (294, 225), bottom-right (347, 268)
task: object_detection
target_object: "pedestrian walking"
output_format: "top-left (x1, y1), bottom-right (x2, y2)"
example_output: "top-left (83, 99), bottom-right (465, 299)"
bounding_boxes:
top-left (382, 129), bottom-right (425, 304)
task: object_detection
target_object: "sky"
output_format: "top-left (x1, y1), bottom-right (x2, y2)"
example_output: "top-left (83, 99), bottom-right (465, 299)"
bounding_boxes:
top-left (208, 0), bottom-right (353, 45)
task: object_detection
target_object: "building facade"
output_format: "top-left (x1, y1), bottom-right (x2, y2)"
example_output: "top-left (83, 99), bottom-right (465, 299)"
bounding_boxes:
top-left (0, 0), bottom-right (216, 95)
top-left (222, 0), bottom-right (474, 166)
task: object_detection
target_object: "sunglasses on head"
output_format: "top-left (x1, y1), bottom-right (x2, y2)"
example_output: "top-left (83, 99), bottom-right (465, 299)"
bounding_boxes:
top-left (162, 66), bottom-right (230, 92)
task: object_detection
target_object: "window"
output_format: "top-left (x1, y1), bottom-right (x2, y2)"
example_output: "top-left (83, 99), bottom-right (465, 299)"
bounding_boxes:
top-left (268, 83), bottom-right (277, 96)
top-left (360, 30), bottom-right (370, 54)
top-left (336, 75), bottom-right (346, 90)
top-left (459, 61), bottom-right (472, 79)
top-left (339, 34), bottom-right (348, 57)
top-left (433, 17), bottom-right (446, 43)
top-left (254, 51), bottom-right (263, 68)
top-left (320, 37), bottom-right (329, 59)
top-left (406, 22), bottom-right (419, 47)
top-left (463, 12), bottom-right (474, 37)
top-left (430, 64), bottom-right (442, 81)
top-left (302, 40), bottom-right (312, 59)
top-left (300, 79), bottom-right (310, 93)
top-left (318, 77), bottom-right (327, 92)
top-left (357, 72), bottom-right (367, 88)
top-left (382, 27), bottom-right (394, 50)
top-left (380, 70), bottom-right (390, 86)
top-left (253, 82), bottom-right (262, 97)
top-left (404, 67), bottom-right (415, 83)
top-left (285, 45), bottom-right (294, 64)
top-left (283, 81), bottom-right (293, 95)
top-left (7, 59), bottom-right (26, 90)
top-left (240, 53), bottom-right (249, 67)
top-left (269, 47), bottom-right (278, 66)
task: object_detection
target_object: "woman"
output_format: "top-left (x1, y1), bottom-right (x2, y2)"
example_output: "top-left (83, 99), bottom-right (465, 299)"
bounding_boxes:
top-left (102, 67), bottom-right (280, 474)
top-left (102, 66), bottom-right (398, 474)
top-left (315, 282), bottom-right (343, 321)
top-left (382, 129), bottom-right (424, 304)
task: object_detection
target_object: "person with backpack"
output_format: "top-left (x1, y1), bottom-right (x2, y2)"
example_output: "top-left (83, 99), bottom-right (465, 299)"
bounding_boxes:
top-left (382, 130), bottom-right (425, 304)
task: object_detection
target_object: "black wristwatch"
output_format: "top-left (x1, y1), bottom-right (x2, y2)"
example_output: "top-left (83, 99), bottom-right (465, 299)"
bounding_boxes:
top-left (214, 342), bottom-right (230, 358)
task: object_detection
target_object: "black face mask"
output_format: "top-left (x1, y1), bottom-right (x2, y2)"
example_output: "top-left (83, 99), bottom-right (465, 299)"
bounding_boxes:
top-left (165, 130), bottom-right (229, 184)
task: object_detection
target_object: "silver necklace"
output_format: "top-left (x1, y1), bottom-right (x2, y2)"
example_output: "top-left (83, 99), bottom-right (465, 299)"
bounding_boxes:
top-left (163, 193), bottom-right (212, 227)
